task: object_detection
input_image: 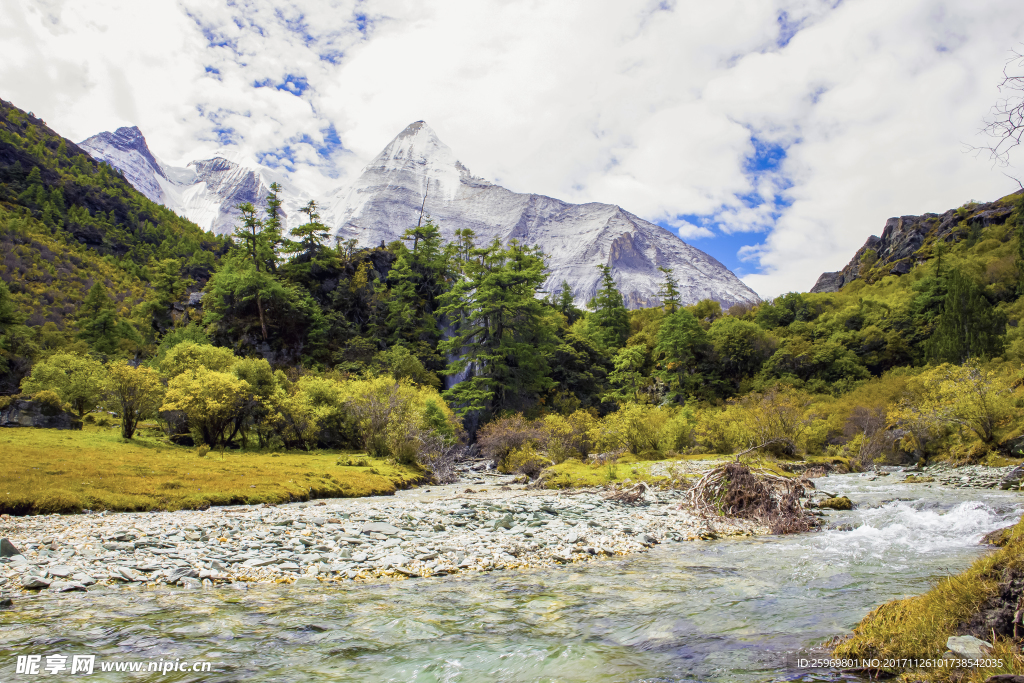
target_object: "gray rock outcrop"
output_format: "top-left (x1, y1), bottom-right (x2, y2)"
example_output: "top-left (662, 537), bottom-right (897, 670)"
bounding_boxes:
top-left (0, 398), bottom-right (81, 430)
top-left (810, 192), bottom-right (1021, 293)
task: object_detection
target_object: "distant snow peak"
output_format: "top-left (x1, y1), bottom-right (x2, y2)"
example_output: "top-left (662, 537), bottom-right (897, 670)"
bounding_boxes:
top-left (80, 128), bottom-right (273, 235)
top-left (322, 121), bottom-right (760, 309)
top-left (79, 121), bottom-right (760, 308)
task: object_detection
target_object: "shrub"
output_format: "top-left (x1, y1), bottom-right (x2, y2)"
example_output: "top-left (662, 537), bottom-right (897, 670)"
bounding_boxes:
top-left (32, 389), bottom-right (67, 416)
top-left (499, 444), bottom-right (552, 478)
top-left (592, 403), bottom-right (667, 457)
top-left (541, 410), bottom-right (597, 462)
top-left (95, 415), bottom-right (112, 428)
top-left (477, 414), bottom-right (544, 468)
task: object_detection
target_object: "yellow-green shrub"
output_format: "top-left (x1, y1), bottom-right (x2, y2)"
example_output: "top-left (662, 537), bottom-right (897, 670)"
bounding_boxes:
top-left (499, 444), bottom-right (553, 478)
top-left (592, 403), bottom-right (668, 458)
top-left (541, 410), bottom-right (597, 462)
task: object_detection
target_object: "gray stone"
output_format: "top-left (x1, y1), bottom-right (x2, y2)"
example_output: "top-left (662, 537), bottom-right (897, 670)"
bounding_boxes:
top-left (278, 562), bottom-right (300, 572)
top-left (72, 573), bottom-right (96, 586)
top-left (0, 538), bottom-right (20, 558)
top-left (8, 554), bottom-right (28, 566)
top-left (0, 398), bottom-right (81, 430)
top-left (179, 577), bottom-right (202, 589)
top-left (46, 565), bottom-right (75, 578)
top-left (22, 576), bottom-right (51, 589)
top-left (51, 581), bottom-right (87, 593)
top-left (946, 635), bottom-right (993, 658)
top-left (362, 522), bottom-right (401, 536)
top-left (241, 557), bottom-right (276, 568)
top-left (379, 553), bottom-right (410, 568)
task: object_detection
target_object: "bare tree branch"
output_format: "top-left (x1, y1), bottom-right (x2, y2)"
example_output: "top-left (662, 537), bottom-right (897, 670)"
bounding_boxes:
top-left (972, 46), bottom-right (1024, 167)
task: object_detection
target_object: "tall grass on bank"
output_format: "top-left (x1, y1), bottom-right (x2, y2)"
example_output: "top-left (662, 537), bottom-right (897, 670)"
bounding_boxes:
top-left (0, 426), bottom-right (423, 514)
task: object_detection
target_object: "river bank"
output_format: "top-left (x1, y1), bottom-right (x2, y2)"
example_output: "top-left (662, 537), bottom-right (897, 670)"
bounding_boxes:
top-left (0, 471), bottom-right (765, 596)
top-left (2, 462), bottom-right (1021, 600)
top-left (1, 471), bottom-right (1019, 683)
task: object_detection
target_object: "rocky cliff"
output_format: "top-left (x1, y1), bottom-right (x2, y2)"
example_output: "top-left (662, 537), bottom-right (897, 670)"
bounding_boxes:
top-left (810, 193), bottom-right (1020, 293)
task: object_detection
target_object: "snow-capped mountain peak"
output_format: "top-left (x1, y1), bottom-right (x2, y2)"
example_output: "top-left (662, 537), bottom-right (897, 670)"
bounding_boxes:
top-left (79, 122), bottom-right (760, 308)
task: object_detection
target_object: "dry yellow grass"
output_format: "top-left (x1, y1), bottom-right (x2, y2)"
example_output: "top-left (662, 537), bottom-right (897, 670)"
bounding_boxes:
top-left (833, 514), bottom-right (1024, 681)
top-left (0, 426), bottom-right (424, 514)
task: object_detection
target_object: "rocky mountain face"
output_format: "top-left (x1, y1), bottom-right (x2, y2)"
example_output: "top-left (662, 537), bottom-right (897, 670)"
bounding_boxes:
top-left (79, 127), bottom-right (275, 235)
top-left (80, 122), bottom-right (761, 309)
top-left (322, 121), bottom-right (760, 308)
top-left (810, 195), bottom-right (1018, 294)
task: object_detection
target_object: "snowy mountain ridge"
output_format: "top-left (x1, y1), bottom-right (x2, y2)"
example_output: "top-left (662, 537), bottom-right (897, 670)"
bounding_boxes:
top-left (79, 122), bottom-right (760, 309)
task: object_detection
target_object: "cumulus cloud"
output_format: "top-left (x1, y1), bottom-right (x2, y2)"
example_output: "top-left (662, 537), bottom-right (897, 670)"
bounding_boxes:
top-left (1, 0), bottom-right (1022, 297)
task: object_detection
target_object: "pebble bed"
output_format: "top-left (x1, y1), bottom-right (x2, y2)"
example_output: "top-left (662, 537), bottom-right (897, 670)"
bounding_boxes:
top-left (0, 475), bottom-right (761, 598)
top-left (859, 463), bottom-right (1024, 489)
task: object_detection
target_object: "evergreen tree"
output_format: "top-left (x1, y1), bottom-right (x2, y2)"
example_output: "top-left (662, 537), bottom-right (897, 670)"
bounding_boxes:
top-left (440, 239), bottom-right (557, 415)
top-left (291, 200), bottom-right (330, 257)
top-left (553, 281), bottom-right (583, 324)
top-left (589, 265), bottom-right (630, 349)
top-left (654, 307), bottom-right (708, 399)
top-left (927, 268), bottom-right (1006, 363)
top-left (262, 182), bottom-right (286, 272)
top-left (657, 267), bottom-right (681, 313)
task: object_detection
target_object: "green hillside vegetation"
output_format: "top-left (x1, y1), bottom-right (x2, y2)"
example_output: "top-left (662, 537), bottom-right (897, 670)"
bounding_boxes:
top-left (3, 94), bottom-right (1024, 499)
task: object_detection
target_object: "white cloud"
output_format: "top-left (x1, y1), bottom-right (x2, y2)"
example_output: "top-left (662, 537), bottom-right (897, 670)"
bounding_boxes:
top-left (1, 0), bottom-right (1022, 298)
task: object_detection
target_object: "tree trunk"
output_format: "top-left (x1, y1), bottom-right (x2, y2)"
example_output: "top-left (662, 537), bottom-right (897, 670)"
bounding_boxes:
top-left (256, 294), bottom-right (268, 340)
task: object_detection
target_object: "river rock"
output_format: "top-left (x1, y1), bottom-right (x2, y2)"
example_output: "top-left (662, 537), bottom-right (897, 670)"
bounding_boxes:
top-left (51, 581), bottom-right (87, 592)
top-left (981, 526), bottom-right (1014, 546)
top-left (819, 496), bottom-right (853, 511)
top-left (0, 539), bottom-right (21, 557)
top-left (46, 565), bottom-right (75, 578)
top-left (946, 635), bottom-right (993, 658)
top-left (362, 522), bottom-right (401, 536)
top-left (22, 576), bottom-right (51, 589)
top-left (1000, 466), bottom-right (1024, 490)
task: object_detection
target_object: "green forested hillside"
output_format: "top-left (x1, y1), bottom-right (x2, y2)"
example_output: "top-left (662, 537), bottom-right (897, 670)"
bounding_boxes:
top-left (4, 93), bottom-right (1024, 472)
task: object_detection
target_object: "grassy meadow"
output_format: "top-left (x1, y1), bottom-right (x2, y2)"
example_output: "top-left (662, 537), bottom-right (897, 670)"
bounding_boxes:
top-left (0, 426), bottom-right (424, 514)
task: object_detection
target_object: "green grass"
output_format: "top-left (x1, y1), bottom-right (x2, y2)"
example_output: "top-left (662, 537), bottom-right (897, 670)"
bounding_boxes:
top-left (0, 426), bottom-right (424, 514)
top-left (833, 514), bottom-right (1024, 681)
top-left (538, 455), bottom-right (727, 489)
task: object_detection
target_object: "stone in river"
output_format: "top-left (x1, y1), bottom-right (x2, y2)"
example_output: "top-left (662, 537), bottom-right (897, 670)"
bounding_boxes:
top-left (362, 522), bottom-right (401, 536)
top-left (351, 553), bottom-right (368, 562)
top-left (278, 562), bottom-right (300, 572)
top-left (46, 565), bottom-right (75, 578)
top-left (72, 573), bottom-right (96, 586)
top-left (0, 538), bottom-right (21, 557)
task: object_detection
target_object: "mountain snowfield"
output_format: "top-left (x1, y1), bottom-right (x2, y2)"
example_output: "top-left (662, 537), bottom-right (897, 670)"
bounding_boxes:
top-left (79, 122), bottom-right (760, 309)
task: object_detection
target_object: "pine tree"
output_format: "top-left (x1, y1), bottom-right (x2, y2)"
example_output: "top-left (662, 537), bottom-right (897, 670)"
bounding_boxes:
top-left (654, 307), bottom-right (708, 399)
top-left (657, 267), bottom-right (681, 313)
top-left (553, 281), bottom-right (582, 324)
top-left (589, 265), bottom-right (630, 349)
top-left (291, 200), bottom-right (330, 257)
top-left (262, 182), bottom-right (285, 272)
top-left (440, 239), bottom-right (557, 415)
top-left (927, 268), bottom-right (1006, 363)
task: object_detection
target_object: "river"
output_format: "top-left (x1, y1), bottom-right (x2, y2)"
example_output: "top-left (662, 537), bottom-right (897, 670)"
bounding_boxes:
top-left (1, 473), bottom-right (1021, 682)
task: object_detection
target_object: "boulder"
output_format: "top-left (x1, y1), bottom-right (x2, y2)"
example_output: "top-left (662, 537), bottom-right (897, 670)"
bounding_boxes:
top-left (819, 496), bottom-right (853, 511)
top-left (0, 538), bottom-right (20, 557)
top-left (1000, 465), bottom-right (1024, 490)
top-left (0, 398), bottom-right (81, 430)
top-left (946, 635), bottom-right (993, 658)
top-left (981, 526), bottom-right (1014, 546)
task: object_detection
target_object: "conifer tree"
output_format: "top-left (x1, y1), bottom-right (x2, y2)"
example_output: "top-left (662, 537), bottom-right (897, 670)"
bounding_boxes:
top-left (927, 268), bottom-right (1006, 363)
top-left (589, 265), bottom-right (630, 349)
top-left (658, 267), bottom-right (681, 313)
top-left (553, 280), bottom-right (582, 324)
top-left (440, 239), bottom-right (556, 415)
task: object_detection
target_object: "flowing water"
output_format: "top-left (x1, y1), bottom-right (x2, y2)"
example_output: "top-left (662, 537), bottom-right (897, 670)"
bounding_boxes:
top-left (2, 474), bottom-right (1022, 682)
